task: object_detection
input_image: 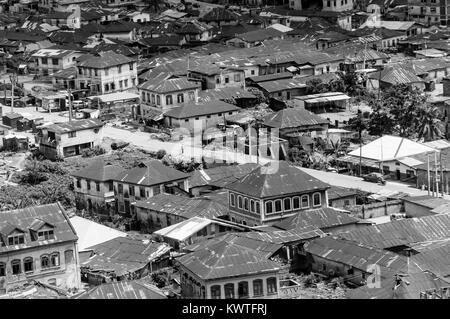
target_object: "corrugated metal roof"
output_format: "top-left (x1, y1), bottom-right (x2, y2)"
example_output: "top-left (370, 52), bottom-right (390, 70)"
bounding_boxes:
top-left (164, 100), bottom-right (240, 119)
top-left (263, 107), bottom-right (329, 129)
top-left (44, 119), bottom-right (103, 134)
top-left (240, 225), bottom-right (324, 244)
top-left (78, 280), bottom-right (167, 299)
top-left (226, 161), bottom-right (330, 199)
top-left (0, 203), bottom-right (77, 253)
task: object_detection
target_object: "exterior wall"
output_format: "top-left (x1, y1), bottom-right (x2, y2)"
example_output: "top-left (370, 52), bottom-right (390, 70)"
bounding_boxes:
top-left (308, 255), bottom-right (367, 286)
top-left (189, 70), bottom-right (245, 90)
top-left (379, 36), bottom-right (406, 49)
top-left (76, 62), bottom-right (137, 95)
top-left (136, 206), bottom-right (187, 231)
top-left (73, 177), bottom-right (115, 214)
top-left (179, 264), bottom-right (280, 299)
top-left (0, 241), bottom-right (81, 292)
top-left (165, 110), bottom-right (239, 133)
top-left (267, 87), bottom-right (307, 100)
top-left (114, 179), bottom-right (189, 216)
top-left (328, 195), bottom-right (357, 209)
top-left (279, 124), bottom-right (329, 138)
top-left (380, 160), bottom-right (416, 181)
top-left (416, 169), bottom-right (450, 194)
top-left (367, 4), bottom-right (382, 14)
top-left (408, 0), bottom-right (444, 26)
top-left (348, 200), bottom-right (403, 219)
top-left (322, 0), bottom-right (354, 12)
top-left (102, 31), bottom-right (135, 41)
top-left (38, 126), bottom-right (103, 160)
top-left (228, 189), bottom-right (329, 226)
top-left (139, 88), bottom-right (199, 112)
top-left (35, 52), bottom-right (82, 75)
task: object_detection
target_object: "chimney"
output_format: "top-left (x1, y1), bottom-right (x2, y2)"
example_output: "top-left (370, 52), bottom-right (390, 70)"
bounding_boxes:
top-left (443, 77), bottom-right (450, 97)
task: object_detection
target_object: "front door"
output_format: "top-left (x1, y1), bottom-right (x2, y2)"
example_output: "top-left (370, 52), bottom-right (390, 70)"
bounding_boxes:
top-left (396, 170), bottom-right (401, 180)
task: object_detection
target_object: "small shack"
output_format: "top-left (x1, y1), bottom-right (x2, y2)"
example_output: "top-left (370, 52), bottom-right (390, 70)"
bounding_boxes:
top-left (2, 112), bottom-right (24, 129)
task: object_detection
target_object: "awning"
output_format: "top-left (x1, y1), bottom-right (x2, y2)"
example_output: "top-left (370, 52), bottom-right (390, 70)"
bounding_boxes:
top-left (336, 155), bottom-right (380, 169)
top-left (143, 108), bottom-right (163, 121)
top-left (88, 92), bottom-right (140, 103)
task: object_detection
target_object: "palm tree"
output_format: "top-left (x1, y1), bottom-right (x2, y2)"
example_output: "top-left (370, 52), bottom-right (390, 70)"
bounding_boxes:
top-left (416, 105), bottom-right (445, 142)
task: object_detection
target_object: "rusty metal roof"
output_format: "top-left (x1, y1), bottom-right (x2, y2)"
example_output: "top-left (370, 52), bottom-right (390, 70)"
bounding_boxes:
top-left (0, 203), bottom-right (77, 253)
top-left (263, 107), bottom-right (329, 129)
top-left (77, 280), bottom-right (167, 299)
top-left (240, 225), bottom-right (324, 245)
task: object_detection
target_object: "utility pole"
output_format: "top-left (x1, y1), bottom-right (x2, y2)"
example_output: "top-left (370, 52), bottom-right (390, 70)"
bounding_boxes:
top-left (67, 80), bottom-right (73, 122)
top-left (9, 73), bottom-right (18, 114)
top-left (440, 151), bottom-right (445, 196)
top-left (435, 151), bottom-right (440, 197)
top-left (427, 153), bottom-right (431, 196)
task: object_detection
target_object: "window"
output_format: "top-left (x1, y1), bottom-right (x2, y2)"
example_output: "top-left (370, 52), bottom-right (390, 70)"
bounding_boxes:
top-left (118, 184), bottom-right (123, 194)
top-left (76, 179), bottom-right (81, 188)
top-left (224, 283), bottom-right (234, 299)
top-left (188, 91), bottom-right (195, 101)
top-left (94, 69), bottom-right (98, 76)
top-left (11, 260), bottom-right (21, 275)
top-left (265, 201), bottom-right (273, 214)
top-left (313, 193), bottom-right (321, 207)
top-left (211, 285), bottom-right (221, 299)
top-left (274, 199), bottom-right (282, 212)
top-left (96, 182), bottom-right (100, 192)
top-left (129, 63), bottom-right (134, 70)
top-left (238, 196), bottom-right (243, 209)
top-left (244, 198), bottom-right (249, 211)
top-left (0, 262), bottom-right (5, 277)
top-left (118, 65), bottom-right (122, 73)
top-left (156, 95), bottom-right (161, 105)
top-left (344, 199), bottom-right (350, 206)
top-left (86, 180), bottom-right (91, 190)
top-left (129, 186), bottom-right (135, 197)
top-left (105, 68), bottom-right (109, 76)
top-left (41, 57), bottom-right (48, 65)
top-left (225, 77), bottom-right (229, 84)
top-left (8, 234), bottom-right (25, 245)
top-left (293, 197), bottom-right (300, 209)
top-left (301, 195), bottom-right (310, 208)
top-left (177, 93), bottom-right (184, 103)
top-left (238, 281), bottom-right (248, 298)
top-left (251, 70), bottom-right (255, 75)
top-left (166, 95), bottom-right (173, 105)
top-left (119, 80), bottom-right (123, 89)
top-left (50, 253), bottom-right (60, 267)
top-left (347, 267), bottom-right (354, 275)
top-left (151, 94), bottom-right (155, 104)
top-left (65, 250), bottom-right (74, 264)
top-left (104, 83), bottom-right (109, 92)
top-left (125, 79), bottom-right (129, 87)
top-left (24, 257), bottom-right (33, 272)
top-left (253, 279), bottom-right (263, 297)
top-left (267, 277), bottom-right (277, 294)
top-left (41, 255), bottom-right (50, 268)
top-left (230, 193), bottom-right (235, 207)
top-left (38, 229), bottom-right (54, 240)
top-left (255, 201), bottom-right (260, 213)
top-left (216, 77), bottom-right (220, 84)
top-left (234, 73), bottom-right (241, 82)
top-left (48, 278), bottom-right (57, 286)
top-left (153, 186), bottom-right (161, 196)
top-left (284, 198), bottom-right (291, 211)
top-left (68, 131), bottom-right (76, 138)
top-left (250, 200), bottom-right (255, 212)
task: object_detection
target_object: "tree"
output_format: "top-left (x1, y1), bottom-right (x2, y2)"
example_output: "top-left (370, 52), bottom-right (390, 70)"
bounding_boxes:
top-left (415, 104), bottom-right (445, 142)
top-left (305, 79), bottom-right (329, 95)
top-left (348, 110), bottom-right (368, 142)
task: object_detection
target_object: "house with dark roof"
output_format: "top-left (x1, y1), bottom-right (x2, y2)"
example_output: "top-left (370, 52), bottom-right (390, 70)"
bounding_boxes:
top-left (262, 107), bottom-right (330, 142)
top-left (80, 237), bottom-right (171, 284)
top-left (225, 161), bottom-right (331, 226)
top-left (76, 279), bottom-right (167, 299)
top-left (175, 20), bottom-right (214, 43)
top-left (0, 203), bottom-right (81, 294)
top-left (138, 74), bottom-right (200, 112)
top-left (113, 161), bottom-right (190, 217)
top-left (163, 100), bottom-right (240, 132)
top-left (176, 238), bottom-right (283, 299)
top-left (32, 48), bottom-right (83, 76)
top-left (133, 193), bottom-right (229, 232)
top-left (327, 186), bottom-right (358, 209)
top-left (255, 78), bottom-right (307, 100)
top-left (188, 163), bottom-right (260, 196)
top-left (200, 7), bottom-right (240, 27)
top-left (75, 51), bottom-right (138, 95)
top-left (226, 28), bottom-right (284, 48)
top-left (36, 119), bottom-right (104, 160)
top-left (402, 195), bottom-right (450, 218)
top-left (71, 159), bottom-right (125, 216)
top-left (367, 66), bottom-right (426, 91)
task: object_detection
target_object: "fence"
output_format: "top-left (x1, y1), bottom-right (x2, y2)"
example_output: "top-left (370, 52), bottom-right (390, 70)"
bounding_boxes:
top-left (348, 200), bottom-right (403, 219)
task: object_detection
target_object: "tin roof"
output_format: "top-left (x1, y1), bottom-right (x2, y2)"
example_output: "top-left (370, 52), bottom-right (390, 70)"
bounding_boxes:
top-left (133, 193), bottom-right (228, 220)
top-left (176, 239), bottom-right (282, 280)
top-left (71, 158), bottom-right (125, 182)
top-left (275, 207), bottom-right (360, 231)
top-left (164, 100), bottom-right (240, 119)
top-left (114, 161), bottom-right (189, 187)
top-left (139, 76), bottom-right (199, 93)
top-left (77, 280), bottom-right (167, 299)
top-left (240, 225), bottom-right (324, 245)
top-left (226, 161), bottom-right (330, 199)
top-left (0, 203), bottom-right (77, 253)
top-left (263, 107), bottom-right (329, 129)
top-left (44, 119), bottom-right (103, 134)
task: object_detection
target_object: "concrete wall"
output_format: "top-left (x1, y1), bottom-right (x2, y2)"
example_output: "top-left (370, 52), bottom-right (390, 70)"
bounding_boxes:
top-left (348, 200), bottom-right (403, 219)
top-left (140, 88), bottom-right (199, 111)
top-left (0, 241), bottom-right (81, 292)
top-left (404, 201), bottom-right (434, 218)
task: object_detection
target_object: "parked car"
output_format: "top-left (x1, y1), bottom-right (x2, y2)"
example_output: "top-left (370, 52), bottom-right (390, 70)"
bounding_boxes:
top-left (72, 100), bottom-right (85, 109)
top-left (362, 173), bottom-right (386, 185)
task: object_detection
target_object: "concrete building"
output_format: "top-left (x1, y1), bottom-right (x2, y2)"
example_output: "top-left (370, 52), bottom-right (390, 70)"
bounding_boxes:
top-left (177, 239), bottom-right (283, 299)
top-left (225, 161), bottom-right (331, 226)
top-left (71, 159), bottom-right (125, 215)
top-left (188, 65), bottom-right (246, 90)
top-left (32, 49), bottom-right (83, 76)
top-left (0, 203), bottom-right (81, 294)
top-left (36, 119), bottom-right (104, 160)
top-left (75, 51), bottom-right (137, 95)
top-left (408, 0), bottom-right (450, 26)
top-left (112, 161), bottom-right (190, 217)
top-left (138, 74), bottom-right (200, 112)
